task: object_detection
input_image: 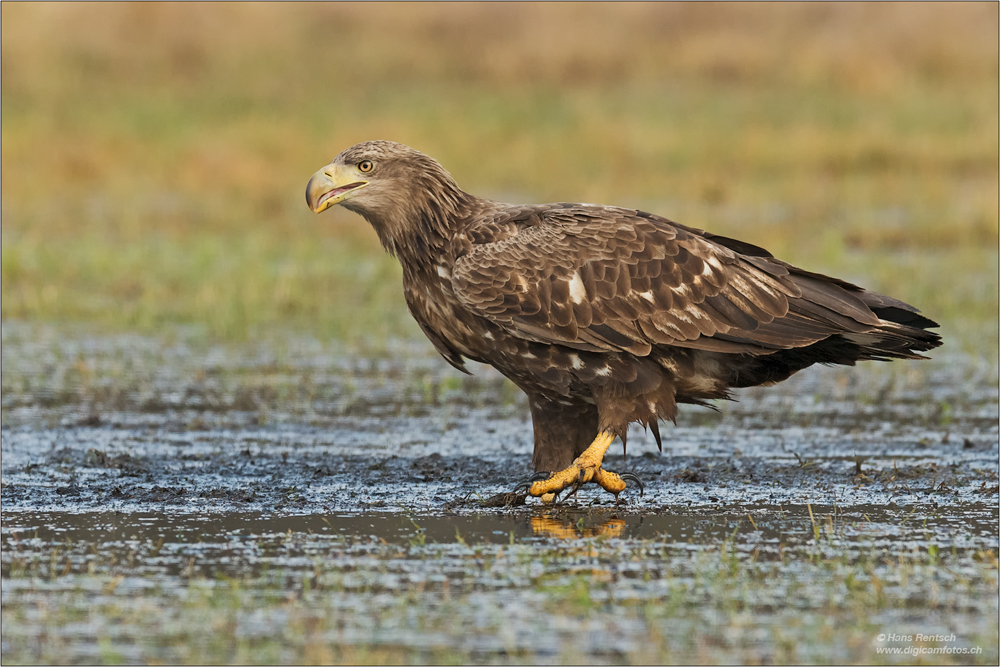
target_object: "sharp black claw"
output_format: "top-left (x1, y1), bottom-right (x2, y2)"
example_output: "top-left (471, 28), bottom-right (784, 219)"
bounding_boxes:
top-left (513, 471), bottom-right (552, 495)
top-left (618, 472), bottom-right (645, 497)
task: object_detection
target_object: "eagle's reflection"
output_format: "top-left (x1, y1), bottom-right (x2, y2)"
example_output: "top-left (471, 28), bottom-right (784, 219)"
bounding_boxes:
top-left (529, 514), bottom-right (627, 540)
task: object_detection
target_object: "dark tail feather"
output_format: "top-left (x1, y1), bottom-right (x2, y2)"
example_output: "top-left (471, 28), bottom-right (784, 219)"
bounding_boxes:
top-left (727, 300), bottom-right (942, 389)
top-left (868, 306), bottom-right (939, 331)
top-left (858, 289), bottom-right (941, 331)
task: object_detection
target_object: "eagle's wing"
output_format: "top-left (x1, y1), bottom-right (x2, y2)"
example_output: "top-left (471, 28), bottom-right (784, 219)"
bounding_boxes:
top-left (451, 205), bottom-right (882, 356)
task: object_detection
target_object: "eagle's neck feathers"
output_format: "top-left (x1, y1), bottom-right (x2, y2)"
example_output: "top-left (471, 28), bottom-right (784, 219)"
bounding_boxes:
top-left (352, 169), bottom-right (475, 269)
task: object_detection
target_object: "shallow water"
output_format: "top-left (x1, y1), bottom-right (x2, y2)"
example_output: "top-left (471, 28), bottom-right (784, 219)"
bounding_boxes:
top-left (2, 323), bottom-right (998, 664)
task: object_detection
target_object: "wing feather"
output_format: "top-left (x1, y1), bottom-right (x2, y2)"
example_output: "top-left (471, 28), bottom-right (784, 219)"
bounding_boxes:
top-left (450, 205), bottom-right (883, 356)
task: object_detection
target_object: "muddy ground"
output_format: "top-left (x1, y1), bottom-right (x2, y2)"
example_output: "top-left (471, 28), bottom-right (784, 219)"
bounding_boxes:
top-left (2, 323), bottom-right (998, 664)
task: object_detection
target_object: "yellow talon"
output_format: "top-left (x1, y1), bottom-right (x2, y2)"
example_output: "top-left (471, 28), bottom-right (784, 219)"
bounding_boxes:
top-left (528, 431), bottom-right (629, 498)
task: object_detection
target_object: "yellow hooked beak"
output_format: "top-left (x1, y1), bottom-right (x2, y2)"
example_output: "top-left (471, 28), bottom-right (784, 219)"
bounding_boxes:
top-left (305, 163), bottom-right (369, 213)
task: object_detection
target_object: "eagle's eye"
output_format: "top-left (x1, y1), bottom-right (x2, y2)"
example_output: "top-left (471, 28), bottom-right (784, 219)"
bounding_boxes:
top-left (358, 160), bottom-right (374, 173)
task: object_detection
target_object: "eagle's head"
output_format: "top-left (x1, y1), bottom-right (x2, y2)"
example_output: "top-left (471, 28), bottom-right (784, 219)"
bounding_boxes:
top-left (306, 141), bottom-right (469, 253)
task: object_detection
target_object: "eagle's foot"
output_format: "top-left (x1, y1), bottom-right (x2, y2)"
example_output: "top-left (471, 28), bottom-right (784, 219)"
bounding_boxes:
top-left (521, 432), bottom-right (642, 501)
top-left (604, 470), bottom-right (644, 505)
top-left (513, 473), bottom-right (558, 503)
top-left (530, 464), bottom-right (630, 500)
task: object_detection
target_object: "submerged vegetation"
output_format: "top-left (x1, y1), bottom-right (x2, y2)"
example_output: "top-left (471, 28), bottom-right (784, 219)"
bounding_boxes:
top-left (2, 507), bottom-right (998, 665)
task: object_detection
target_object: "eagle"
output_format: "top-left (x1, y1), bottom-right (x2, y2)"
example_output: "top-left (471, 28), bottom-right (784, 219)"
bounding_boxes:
top-left (306, 141), bottom-right (941, 502)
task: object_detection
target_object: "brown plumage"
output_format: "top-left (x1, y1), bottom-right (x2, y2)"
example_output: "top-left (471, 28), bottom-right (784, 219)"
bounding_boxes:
top-left (306, 141), bottom-right (941, 492)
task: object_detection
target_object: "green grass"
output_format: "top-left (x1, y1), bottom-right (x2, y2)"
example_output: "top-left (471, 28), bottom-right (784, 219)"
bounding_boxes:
top-left (2, 4), bottom-right (997, 351)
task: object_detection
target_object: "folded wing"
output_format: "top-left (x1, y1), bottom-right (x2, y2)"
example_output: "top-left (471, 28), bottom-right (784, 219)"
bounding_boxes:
top-left (451, 205), bottom-right (920, 357)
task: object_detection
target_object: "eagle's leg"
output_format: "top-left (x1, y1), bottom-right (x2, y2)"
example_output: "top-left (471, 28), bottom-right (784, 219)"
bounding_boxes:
top-left (529, 395), bottom-right (597, 471)
top-left (528, 431), bottom-right (633, 498)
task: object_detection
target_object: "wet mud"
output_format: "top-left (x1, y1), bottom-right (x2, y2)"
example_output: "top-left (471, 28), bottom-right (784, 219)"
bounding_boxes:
top-left (2, 324), bottom-right (998, 663)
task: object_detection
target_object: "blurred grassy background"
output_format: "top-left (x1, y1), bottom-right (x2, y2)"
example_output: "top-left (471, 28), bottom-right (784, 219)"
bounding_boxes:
top-left (2, 3), bottom-right (997, 356)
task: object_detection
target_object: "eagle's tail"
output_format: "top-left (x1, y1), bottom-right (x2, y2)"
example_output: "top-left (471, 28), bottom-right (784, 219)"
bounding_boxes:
top-left (726, 293), bottom-right (942, 389)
